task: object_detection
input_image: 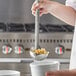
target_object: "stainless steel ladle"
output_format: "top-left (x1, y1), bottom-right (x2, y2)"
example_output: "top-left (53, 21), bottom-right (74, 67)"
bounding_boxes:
top-left (30, 0), bottom-right (49, 61)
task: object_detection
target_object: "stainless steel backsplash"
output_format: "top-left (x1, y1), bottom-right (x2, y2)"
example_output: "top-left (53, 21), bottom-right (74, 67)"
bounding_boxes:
top-left (0, 0), bottom-right (67, 24)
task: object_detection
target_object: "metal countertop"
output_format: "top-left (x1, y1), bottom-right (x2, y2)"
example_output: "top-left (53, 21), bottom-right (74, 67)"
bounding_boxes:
top-left (0, 58), bottom-right (70, 64)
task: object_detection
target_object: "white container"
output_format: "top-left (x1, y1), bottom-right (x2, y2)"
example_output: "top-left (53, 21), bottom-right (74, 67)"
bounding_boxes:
top-left (0, 70), bottom-right (20, 76)
top-left (30, 60), bottom-right (60, 76)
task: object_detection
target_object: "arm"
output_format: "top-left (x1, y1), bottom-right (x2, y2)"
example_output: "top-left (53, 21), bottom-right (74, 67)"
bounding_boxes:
top-left (48, 1), bottom-right (76, 26)
top-left (32, 0), bottom-right (76, 26)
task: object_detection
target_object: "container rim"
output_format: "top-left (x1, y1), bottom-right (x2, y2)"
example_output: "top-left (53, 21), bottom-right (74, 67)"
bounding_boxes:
top-left (0, 70), bottom-right (20, 75)
top-left (30, 60), bottom-right (60, 67)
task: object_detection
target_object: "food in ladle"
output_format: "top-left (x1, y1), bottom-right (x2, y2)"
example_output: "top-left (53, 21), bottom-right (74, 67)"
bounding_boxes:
top-left (32, 48), bottom-right (48, 55)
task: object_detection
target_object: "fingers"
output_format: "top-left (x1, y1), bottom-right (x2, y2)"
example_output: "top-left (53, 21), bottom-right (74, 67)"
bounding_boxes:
top-left (31, 1), bottom-right (36, 10)
top-left (32, 9), bottom-right (44, 16)
top-left (40, 9), bottom-right (48, 16)
top-left (31, 0), bottom-right (45, 16)
top-left (32, 2), bottom-right (44, 12)
top-left (32, 5), bottom-right (44, 16)
top-left (46, 71), bottom-right (55, 76)
top-left (45, 71), bottom-right (61, 76)
top-left (46, 71), bottom-right (70, 76)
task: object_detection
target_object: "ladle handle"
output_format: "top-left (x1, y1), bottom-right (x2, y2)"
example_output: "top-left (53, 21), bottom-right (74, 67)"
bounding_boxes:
top-left (35, 0), bottom-right (40, 49)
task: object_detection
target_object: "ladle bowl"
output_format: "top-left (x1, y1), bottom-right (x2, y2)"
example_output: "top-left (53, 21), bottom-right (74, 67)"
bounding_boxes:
top-left (30, 49), bottom-right (49, 61)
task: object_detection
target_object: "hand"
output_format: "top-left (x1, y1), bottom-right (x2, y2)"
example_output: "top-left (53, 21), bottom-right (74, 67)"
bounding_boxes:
top-left (46, 70), bottom-right (76, 76)
top-left (31, 0), bottom-right (51, 16)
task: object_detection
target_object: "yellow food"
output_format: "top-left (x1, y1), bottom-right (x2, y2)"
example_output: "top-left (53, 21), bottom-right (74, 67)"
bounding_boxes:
top-left (33, 48), bottom-right (48, 55)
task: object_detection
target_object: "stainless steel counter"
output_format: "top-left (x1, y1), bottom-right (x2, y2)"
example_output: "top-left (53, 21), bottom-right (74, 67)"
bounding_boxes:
top-left (0, 58), bottom-right (70, 76)
top-left (0, 58), bottom-right (70, 64)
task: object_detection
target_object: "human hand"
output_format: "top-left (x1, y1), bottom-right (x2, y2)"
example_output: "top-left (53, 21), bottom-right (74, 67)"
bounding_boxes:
top-left (46, 70), bottom-right (76, 76)
top-left (31, 0), bottom-right (51, 16)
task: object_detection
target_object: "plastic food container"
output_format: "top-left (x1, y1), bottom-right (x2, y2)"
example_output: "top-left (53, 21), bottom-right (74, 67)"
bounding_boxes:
top-left (0, 70), bottom-right (20, 76)
top-left (30, 60), bottom-right (60, 76)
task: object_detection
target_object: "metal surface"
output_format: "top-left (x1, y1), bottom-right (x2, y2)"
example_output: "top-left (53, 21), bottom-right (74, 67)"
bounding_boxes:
top-left (0, 23), bottom-right (74, 76)
top-left (0, 0), bottom-right (70, 75)
top-left (0, 58), bottom-right (70, 76)
top-left (0, 0), bottom-right (66, 24)
top-left (0, 63), bottom-right (31, 76)
top-left (0, 32), bottom-right (73, 58)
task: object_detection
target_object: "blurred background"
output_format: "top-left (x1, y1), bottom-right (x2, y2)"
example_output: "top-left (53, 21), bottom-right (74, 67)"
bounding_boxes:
top-left (0, 0), bottom-right (66, 24)
top-left (0, 0), bottom-right (73, 76)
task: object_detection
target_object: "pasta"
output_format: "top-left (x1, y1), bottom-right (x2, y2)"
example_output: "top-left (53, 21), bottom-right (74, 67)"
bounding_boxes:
top-left (33, 48), bottom-right (48, 55)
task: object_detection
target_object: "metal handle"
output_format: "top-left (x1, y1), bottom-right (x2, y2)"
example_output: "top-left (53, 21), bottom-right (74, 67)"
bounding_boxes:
top-left (35, 0), bottom-right (40, 49)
